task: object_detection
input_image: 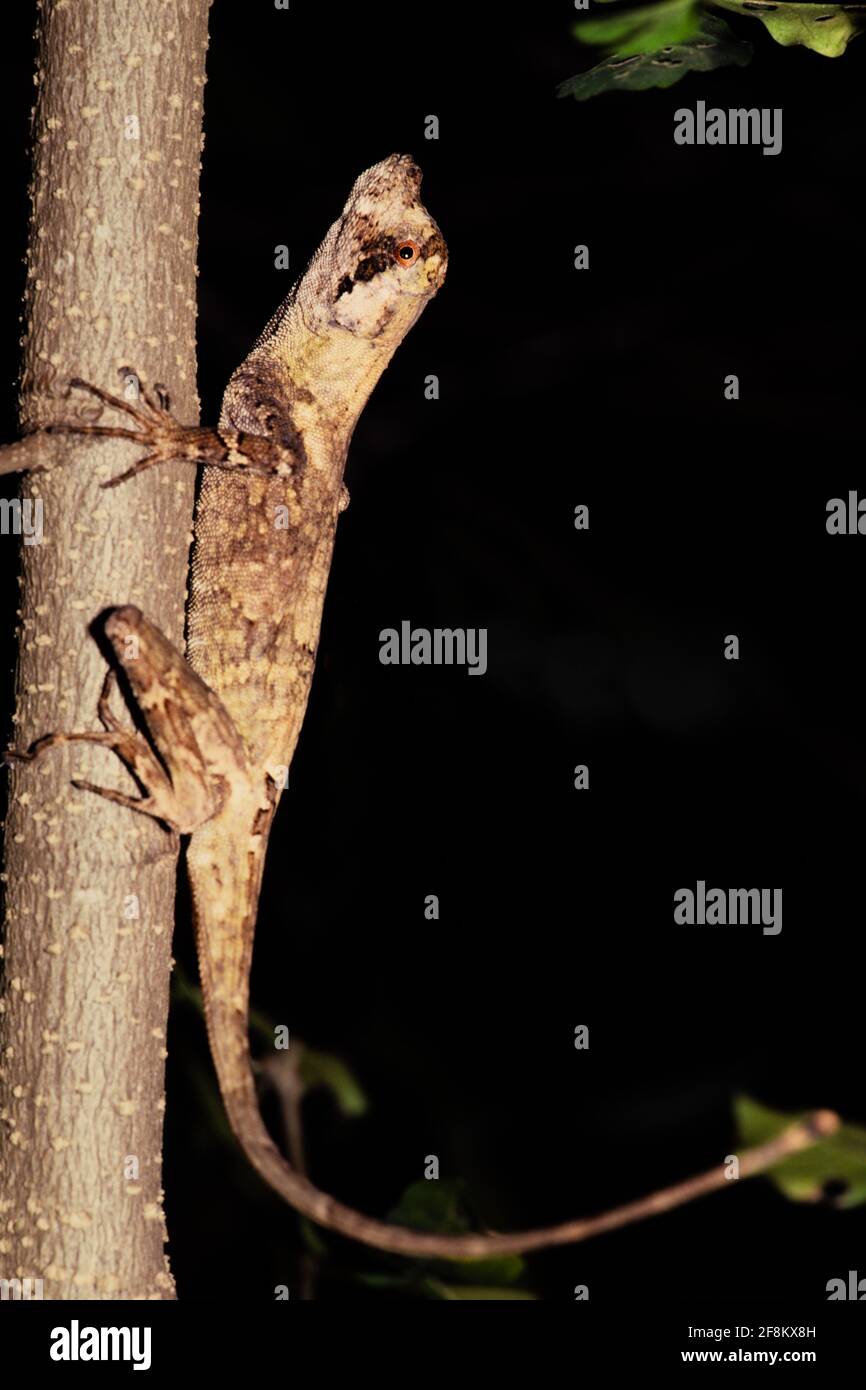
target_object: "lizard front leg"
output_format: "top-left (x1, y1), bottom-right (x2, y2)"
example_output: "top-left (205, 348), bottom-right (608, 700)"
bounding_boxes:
top-left (47, 372), bottom-right (301, 489)
top-left (5, 606), bottom-right (258, 836)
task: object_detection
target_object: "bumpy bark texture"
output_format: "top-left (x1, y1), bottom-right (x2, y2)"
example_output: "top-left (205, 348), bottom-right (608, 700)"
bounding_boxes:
top-left (0, 0), bottom-right (210, 1299)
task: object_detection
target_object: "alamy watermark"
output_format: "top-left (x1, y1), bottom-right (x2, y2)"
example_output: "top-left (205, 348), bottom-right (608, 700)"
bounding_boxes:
top-left (674, 881), bottom-right (782, 935)
top-left (49, 1320), bottom-right (151, 1370)
top-left (379, 622), bottom-right (487, 676)
top-left (0, 497), bottom-right (43, 546)
top-left (1, 1276), bottom-right (44, 1299)
top-left (827, 493), bottom-right (866, 534)
top-left (674, 101), bottom-right (782, 157)
top-left (827, 1270), bottom-right (866, 1300)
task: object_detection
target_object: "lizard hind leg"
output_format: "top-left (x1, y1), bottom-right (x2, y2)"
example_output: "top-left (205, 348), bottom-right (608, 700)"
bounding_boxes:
top-left (5, 608), bottom-right (244, 838)
top-left (5, 667), bottom-right (195, 834)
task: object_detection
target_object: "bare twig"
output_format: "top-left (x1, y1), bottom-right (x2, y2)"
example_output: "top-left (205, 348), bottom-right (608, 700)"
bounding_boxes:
top-left (298, 1108), bottom-right (840, 1259)
top-left (451, 1108), bottom-right (841, 1258)
top-left (259, 1048), bottom-right (309, 1177)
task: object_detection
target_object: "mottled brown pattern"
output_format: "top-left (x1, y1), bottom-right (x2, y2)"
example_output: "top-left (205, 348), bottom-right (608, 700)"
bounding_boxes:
top-left (187, 154), bottom-right (448, 783)
top-left (14, 157), bottom-right (488, 1257)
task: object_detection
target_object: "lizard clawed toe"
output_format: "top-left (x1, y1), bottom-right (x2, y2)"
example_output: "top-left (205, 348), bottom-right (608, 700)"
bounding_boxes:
top-left (45, 369), bottom-right (298, 486)
top-left (68, 777), bottom-right (183, 834)
top-left (44, 369), bottom-right (193, 488)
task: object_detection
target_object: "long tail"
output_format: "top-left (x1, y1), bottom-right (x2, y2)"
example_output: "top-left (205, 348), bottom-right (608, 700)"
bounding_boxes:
top-left (185, 815), bottom-right (833, 1259)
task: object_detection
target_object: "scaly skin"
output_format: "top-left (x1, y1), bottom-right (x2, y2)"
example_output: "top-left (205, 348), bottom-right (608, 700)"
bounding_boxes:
top-left (11, 155), bottom-right (633, 1256)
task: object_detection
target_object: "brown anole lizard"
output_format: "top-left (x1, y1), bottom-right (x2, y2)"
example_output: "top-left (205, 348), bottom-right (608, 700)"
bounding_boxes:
top-left (6, 155), bottom-right (647, 1259)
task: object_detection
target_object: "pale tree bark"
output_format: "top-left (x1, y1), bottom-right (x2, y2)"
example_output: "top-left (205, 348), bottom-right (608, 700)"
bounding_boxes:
top-left (0, 0), bottom-right (211, 1299)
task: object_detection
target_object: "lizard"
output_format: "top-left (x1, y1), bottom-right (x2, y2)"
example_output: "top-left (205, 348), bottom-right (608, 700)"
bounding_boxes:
top-left (5, 153), bottom-right (842, 1263)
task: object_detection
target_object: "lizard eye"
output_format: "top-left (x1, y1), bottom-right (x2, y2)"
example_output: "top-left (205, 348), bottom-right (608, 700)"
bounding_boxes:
top-left (394, 240), bottom-right (421, 266)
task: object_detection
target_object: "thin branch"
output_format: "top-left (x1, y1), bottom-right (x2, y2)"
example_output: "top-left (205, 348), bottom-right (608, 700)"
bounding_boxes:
top-left (0, 434), bottom-right (57, 476)
top-left (465, 1108), bottom-right (840, 1257)
top-left (258, 1048), bottom-right (322, 1298)
top-left (259, 1048), bottom-right (309, 1177)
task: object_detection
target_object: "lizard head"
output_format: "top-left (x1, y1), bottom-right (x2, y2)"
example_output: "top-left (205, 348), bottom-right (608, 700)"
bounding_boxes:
top-left (246, 155), bottom-right (448, 437)
top-left (304, 153), bottom-right (448, 344)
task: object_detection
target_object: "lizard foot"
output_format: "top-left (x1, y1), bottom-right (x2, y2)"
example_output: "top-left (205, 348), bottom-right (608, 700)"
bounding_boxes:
top-left (6, 668), bottom-right (201, 834)
top-left (47, 369), bottom-right (299, 487)
top-left (46, 369), bottom-right (197, 488)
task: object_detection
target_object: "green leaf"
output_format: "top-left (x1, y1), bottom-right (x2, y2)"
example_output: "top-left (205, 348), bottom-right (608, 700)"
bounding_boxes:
top-left (735, 1095), bottom-right (866, 1208)
top-left (353, 1271), bottom-right (417, 1290)
top-left (387, 1180), bottom-right (526, 1283)
top-left (575, 0), bottom-right (702, 55)
top-left (421, 1279), bottom-right (538, 1300)
top-left (299, 1046), bottom-right (368, 1117)
top-left (558, 14), bottom-right (753, 99)
top-left (388, 1178), bottom-right (471, 1234)
top-left (713, 1), bottom-right (866, 57)
top-left (241, 1006), bottom-right (369, 1118)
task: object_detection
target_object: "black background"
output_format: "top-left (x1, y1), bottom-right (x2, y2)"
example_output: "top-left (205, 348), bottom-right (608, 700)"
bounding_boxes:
top-left (2, 1), bottom-right (865, 1304)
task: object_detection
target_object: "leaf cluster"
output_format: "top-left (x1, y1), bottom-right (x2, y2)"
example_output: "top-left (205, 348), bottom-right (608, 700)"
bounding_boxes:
top-left (558, 0), bottom-right (865, 99)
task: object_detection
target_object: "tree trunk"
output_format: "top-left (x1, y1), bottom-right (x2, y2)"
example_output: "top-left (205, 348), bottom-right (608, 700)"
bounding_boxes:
top-left (0, 0), bottom-right (210, 1300)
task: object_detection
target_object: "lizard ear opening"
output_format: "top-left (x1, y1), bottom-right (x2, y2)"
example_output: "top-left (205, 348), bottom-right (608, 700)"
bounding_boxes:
top-left (393, 239), bottom-right (421, 266)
